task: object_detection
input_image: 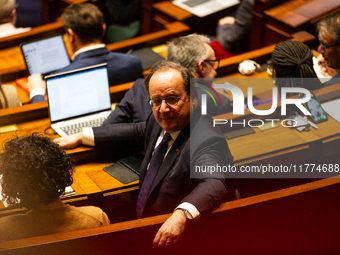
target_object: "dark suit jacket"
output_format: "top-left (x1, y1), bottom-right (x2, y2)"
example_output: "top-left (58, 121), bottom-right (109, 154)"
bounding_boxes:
top-left (56, 47), bottom-right (143, 87)
top-left (30, 94), bottom-right (45, 104)
top-left (324, 72), bottom-right (340, 87)
top-left (102, 78), bottom-right (230, 125)
top-left (216, 0), bottom-right (254, 54)
top-left (30, 47), bottom-right (144, 104)
top-left (94, 108), bottom-right (233, 217)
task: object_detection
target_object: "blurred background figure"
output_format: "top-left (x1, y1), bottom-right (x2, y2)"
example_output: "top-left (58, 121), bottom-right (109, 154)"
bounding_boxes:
top-left (0, 76), bottom-right (21, 109)
top-left (210, 0), bottom-right (254, 60)
top-left (102, 0), bottom-right (142, 43)
top-left (271, 40), bottom-right (323, 97)
top-left (0, 134), bottom-right (110, 242)
top-left (0, 0), bottom-right (31, 37)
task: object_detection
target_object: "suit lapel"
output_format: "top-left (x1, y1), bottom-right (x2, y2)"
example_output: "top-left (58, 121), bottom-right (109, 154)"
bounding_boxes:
top-left (148, 124), bottom-right (190, 195)
top-left (139, 122), bottom-right (162, 188)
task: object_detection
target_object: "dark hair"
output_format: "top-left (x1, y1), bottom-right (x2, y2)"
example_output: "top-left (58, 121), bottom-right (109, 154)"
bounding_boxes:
top-left (317, 11), bottom-right (340, 43)
top-left (144, 61), bottom-right (196, 99)
top-left (1, 133), bottom-right (75, 209)
top-left (62, 3), bottom-right (104, 44)
top-left (271, 41), bottom-right (323, 97)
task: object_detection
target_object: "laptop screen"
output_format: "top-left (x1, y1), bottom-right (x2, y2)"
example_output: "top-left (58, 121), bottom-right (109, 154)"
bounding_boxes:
top-left (20, 34), bottom-right (71, 76)
top-left (46, 64), bottom-right (111, 124)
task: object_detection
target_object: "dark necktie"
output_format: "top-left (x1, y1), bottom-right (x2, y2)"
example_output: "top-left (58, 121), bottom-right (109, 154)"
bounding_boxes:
top-left (136, 132), bottom-right (172, 218)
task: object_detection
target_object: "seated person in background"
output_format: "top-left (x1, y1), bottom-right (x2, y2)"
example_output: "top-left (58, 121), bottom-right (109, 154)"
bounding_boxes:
top-left (271, 41), bottom-right (324, 96)
top-left (28, 3), bottom-right (144, 102)
top-left (102, 34), bottom-right (230, 125)
top-left (211, 0), bottom-right (254, 59)
top-left (0, 0), bottom-right (31, 38)
top-left (102, 0), bottom-right (142, 43)
top-left (0, 134), bottom-right (110, 242)
top-left (251, 41), bottom-right (323, 106)
top-left (317, 11), bottom-right (340, 86)
top-left (0, 76), bottom-right (21, 109)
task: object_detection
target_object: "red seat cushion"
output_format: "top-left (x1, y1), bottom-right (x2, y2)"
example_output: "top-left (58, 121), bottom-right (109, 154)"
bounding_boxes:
top-left (209, 40), bottom-right (235, 60)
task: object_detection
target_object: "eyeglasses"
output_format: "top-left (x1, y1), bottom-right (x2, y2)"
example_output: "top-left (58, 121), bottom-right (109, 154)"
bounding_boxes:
top-left (319, 40), bottom-right (340, 51)
top-left (204, 59), bottom-right (220, 69)
top-left (148, 92), bottom-right (187, 109)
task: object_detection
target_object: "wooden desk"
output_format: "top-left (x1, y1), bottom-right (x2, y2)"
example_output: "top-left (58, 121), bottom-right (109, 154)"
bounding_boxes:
top-left (2, 176), bottom-right (340, 254)
top-left (151, 1), bottom-right (239, 34)
top-left (260, 0), bottom-right (340, 47)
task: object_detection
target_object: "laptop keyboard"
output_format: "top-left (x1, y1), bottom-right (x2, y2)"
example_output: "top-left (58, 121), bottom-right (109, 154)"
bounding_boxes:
top-left (183, 0), bottom-right (211, 8)
top-left (60, 117), bottom-right (106, 135)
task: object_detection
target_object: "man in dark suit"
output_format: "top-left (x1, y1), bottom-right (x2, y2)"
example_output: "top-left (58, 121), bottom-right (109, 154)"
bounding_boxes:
top-left (54, 61), bottom-right (233, 251)
top-left (27, 3), bottom-right (143, 103)
top-left (102, 34), bottom-right (230, 125)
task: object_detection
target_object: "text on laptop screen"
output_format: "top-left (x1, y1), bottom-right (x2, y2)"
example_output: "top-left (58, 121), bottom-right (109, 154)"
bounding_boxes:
top-left (46, 65), bottom-right (111, 123)
top-left (21, 35), bottom-right (71, 75)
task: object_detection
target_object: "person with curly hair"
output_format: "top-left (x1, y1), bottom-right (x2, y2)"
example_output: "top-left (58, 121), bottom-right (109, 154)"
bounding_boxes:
top-left (0, 133), bottom-right (110, 242)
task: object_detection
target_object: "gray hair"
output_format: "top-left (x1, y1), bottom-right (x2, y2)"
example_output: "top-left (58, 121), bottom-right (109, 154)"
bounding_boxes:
top-left (317, 11), bottom-right (340, 43)
top-left (166, 34), bottom-right (210, 75)
top-left (0, 0), bottom-right (16, 24)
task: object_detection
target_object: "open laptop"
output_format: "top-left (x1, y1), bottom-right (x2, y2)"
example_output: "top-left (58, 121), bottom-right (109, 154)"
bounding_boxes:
top-left (46, 63), bottom-right (112, 137)
top-left (20, 34), bottom-right (71, 76)
top-left (173, 0), bottom-right (240, 17)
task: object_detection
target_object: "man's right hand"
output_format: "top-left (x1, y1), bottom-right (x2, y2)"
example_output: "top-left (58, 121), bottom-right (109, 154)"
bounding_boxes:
top-left (53, 132), bottom-right (83, 149)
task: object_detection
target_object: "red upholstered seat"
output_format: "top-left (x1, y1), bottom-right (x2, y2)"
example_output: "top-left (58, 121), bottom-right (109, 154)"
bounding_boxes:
top-left (209, 40), bottom-right (235, 60)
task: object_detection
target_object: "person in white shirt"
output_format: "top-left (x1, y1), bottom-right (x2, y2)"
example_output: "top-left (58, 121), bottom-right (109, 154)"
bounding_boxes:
top-left (0, 0), bottom-right (30, 38)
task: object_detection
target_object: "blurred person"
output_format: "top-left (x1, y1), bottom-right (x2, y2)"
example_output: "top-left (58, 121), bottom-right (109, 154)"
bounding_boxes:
top-left (271, 40), bottom-right (323, 97)
top-left (0, 0), bottom-right (31, 37)
top-left (28, 3), bottom-right (143, 103)
top-left (102, 0), bottom-right (142, 43)
top-left (0, 134), bottom-right (110, 242)
top-left (210, 0), bottom-right (254, 59)
top-left (317, 11), bottom-right (340, 86)
top-left (0, 76), bottom-right (21, 109)
top-left (250, 41), bottom-right (323, 107)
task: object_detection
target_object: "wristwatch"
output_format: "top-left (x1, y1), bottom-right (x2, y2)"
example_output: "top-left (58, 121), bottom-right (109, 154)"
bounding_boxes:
top-left (176, 208), bottom-right (194, 221)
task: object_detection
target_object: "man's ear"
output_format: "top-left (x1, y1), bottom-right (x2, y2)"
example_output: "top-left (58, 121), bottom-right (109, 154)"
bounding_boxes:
top-left (10, 9), bottom-right (16, 25)
top-left (197, 60), bottom-right (206, 77)
top-left (67, 28), bottom-right (76, 43)
top-left (102, 23), bottom-right (106, 37)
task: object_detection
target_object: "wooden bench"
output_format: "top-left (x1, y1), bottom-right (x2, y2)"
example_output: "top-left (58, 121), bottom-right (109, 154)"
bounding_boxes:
top-left (0, 21), bottom-right (64, 50)
top-left (0, 21), bottom-right (189, 83)
top-left (1, 176), bottom-right (340, 254)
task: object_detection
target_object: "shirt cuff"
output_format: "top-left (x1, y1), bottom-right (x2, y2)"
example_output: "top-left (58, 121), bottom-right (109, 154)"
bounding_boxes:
top-left (175, 202), bottom-right (201, 220)
top-left (82, 127), bottom-right (95, 146)
top-left (30, 88), bottom-right (45, 99)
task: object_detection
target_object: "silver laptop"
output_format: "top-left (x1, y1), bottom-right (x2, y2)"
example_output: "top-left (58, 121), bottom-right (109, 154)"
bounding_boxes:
top-left (46, 64), bottom-right (112, 137)
top-left (173, 0), bottom-right (240, 17)
top-left (20, 34), bottom-right (71, 76)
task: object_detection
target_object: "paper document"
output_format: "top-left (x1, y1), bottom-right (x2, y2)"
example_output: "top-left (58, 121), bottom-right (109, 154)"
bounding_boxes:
top-left (321, 99), bottom-right (340, 122)
top-left (173, 0), bottom-right (240, 17)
